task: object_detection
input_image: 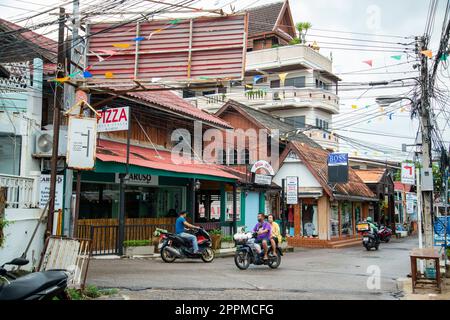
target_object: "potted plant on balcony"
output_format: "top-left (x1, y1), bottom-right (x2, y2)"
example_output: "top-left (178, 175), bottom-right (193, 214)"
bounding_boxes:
top-left (209, 229), bottom-right (222, 250)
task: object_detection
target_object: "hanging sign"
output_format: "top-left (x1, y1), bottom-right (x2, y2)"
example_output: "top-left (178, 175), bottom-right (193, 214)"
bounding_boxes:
top-left (251, 160), bottom-right (275, 176)
top-left (67, 117), bottom-right (98, 170)
top-left (97, 106), bottom-right (130, 133)
top-left (254, 174), bottom-right (272, 186)
top-left (328, 153), bottom-right (349, 184)
top-left (401, 162), bottom-right (415, 185)
top-left (115, 173), bottom-right (158, 186)
top-left (39, 174), bottom-right (64, 210)
top-left (286, 176), bottom-right (299, 205)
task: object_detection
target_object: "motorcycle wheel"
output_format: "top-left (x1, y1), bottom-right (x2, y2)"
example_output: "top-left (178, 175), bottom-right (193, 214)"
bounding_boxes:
top-left (384, 237), bottom-right (390, 243)
top-left (161, 246), bottom-right (177, 263)
top-left (375, 244), bottom-right (379, 251)
top-left (201, 247), bottom-right (215, 263)
top-left (234, 251), bottom-right (250, 270)
top-left (364, 244), bottom-right (371, 251)
top-left (268, 253), bottom-right (281, 269)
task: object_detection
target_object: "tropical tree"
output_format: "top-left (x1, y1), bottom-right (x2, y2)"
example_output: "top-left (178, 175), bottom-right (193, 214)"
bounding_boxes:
top-left (289, 21), bottom-right (312, 45)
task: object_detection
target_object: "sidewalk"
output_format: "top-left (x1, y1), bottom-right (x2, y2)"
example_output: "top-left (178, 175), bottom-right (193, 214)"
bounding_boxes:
top-left (397, 277), bottom-right (450, 300)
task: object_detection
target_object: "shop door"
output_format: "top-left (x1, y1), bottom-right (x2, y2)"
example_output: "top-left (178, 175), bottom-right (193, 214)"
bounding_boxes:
top-left (245, 192), bottom-right (259, 231)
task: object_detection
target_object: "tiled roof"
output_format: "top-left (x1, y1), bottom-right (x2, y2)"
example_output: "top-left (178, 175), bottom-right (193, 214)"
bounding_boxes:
top-left (0, 18), bottom-right (57, 62)
top-left (118, 88), bottom-right (233, 129)
top-left (216, 99), bottom-right (321, 148)
top-left (247, 1), bottom-right (284, 37)
top-left (289, 141), bottom-right (377, 200)
top-left (97, 140), bottom-right (238, 180)
top-left (354, 169), bottom-right (386, 184)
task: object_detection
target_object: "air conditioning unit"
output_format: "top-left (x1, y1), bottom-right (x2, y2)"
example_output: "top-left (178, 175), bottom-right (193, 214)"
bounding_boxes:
top-left (34, 129), bottom-right (68, 157)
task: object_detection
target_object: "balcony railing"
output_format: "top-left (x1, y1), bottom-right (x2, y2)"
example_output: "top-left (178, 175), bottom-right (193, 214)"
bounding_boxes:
top-left (0, 174), bottom-right (35, 209)
top-left (196, 87), bottom-right (339, 113)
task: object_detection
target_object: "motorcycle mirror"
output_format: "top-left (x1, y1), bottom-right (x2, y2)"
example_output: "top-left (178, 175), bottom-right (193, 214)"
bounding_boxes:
top-left (6, 258), bottom-right (29, 266)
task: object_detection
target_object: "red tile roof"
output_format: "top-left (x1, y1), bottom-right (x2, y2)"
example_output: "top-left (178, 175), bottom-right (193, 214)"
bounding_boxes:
top-left (286, 141), bottom-right (377, 200)
top-left (0, 18), bottom-right (57, 62)
top-left (354, 169), bottom-right (386, 184)
top-left (96, 139), bottom-right (238, 180)
top-left (113, 88), bottom-right (233, 129)
top-left (247, 2), bottom-right (284, 37)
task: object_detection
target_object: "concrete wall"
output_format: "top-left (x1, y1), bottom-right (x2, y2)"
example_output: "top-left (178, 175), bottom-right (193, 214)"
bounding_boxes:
top-left (273, 161), bottom-right (322, 189)
top-left (0, 208), bottom-right (46, 271)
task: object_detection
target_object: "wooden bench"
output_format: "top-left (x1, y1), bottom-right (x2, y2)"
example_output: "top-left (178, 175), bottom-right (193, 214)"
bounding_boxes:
top-left (410, 248), bottom-right (442, 293)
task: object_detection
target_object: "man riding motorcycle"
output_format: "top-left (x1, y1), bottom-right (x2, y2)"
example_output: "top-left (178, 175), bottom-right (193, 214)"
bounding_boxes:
top-left (252, 213), bottom-right (272, 261)
top-left (175, 211), bottom-right (201, 254)
top-left (366, 217), bottom-right (380, 242)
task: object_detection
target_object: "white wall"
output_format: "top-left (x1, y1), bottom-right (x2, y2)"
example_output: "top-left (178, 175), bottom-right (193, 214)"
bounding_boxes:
top-left (273, 161), bottom-right (322, 188)
top-left (0, 208), bottom-right (46, 271)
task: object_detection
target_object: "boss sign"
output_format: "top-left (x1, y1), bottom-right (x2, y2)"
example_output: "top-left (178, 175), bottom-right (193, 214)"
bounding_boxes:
top-left (98, 107), bottom-right (129, 132)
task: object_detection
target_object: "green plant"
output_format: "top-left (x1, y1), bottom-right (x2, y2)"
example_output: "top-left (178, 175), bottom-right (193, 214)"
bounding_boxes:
top-left (222, 235), bottom-right (234, 242)
top-left (123, 240), bottom-right (150, 247)
top-left (209, 229), bottom-right (222, 236)
top-left (290, 21), bottom-right (312, 45)
top-left (0, 217), bottom-right (10, 247)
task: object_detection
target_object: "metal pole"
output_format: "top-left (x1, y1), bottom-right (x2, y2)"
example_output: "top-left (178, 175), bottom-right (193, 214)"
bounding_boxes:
top-left (73, 171), bottom-right (81, 237)
top-left (281, 178), bottom-right (286, 237)
top-left (118, 115), bottom-right (131, 256)
top-left (416, 167), bottom-right (424, 273)
top-left (47, 7), bottom-right (66, 237)
top-left (232, 183), bottom-right (237, 235)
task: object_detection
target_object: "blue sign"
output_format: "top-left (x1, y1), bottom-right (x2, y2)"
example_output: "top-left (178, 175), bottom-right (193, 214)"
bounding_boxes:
top-left (328, 153), bottom-right (348, 166)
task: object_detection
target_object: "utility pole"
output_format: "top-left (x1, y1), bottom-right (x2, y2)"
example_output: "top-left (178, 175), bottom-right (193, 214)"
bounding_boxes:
top-left (47, 7), bottom-right (66, 236)
top-left (417, 35), bottom-right (434, 249)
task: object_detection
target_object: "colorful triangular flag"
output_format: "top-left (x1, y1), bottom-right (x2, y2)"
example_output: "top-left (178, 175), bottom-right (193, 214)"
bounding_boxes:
top-left (105, 72), bottom-right (114, 79)
top-left (391, 55), bottom-right (402, 61)
top-left (253, 75), bottom-right (263, 84)
top-left (421, 50), bottom-right (433, 58)
top-left (351, 105), bottom-right (358, 110)
top-left (134, 36), bottom-right (145, 42)
top-left (363, 60), bottom-right (373, 67)
top-left (112, 43), bottom-right (131, 49)
top-left (278, 73), bottom-right (288, 86)
top-left (83, 71), bottom-right (93, 78)
top-left (169, 19), bottom-right (181, 25)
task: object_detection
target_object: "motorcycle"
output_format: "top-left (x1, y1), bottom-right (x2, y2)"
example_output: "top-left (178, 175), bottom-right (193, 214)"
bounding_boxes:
top-left (157, 227), bottom-right (215, 263)
top-left (233, 231), bottom-right (282, 270)
top-left (0, 257), bottom-right (70, 300)
top-left (378, 225), bottom-right (393, 243)
top-left (361, 229), bottom-right (380, 251)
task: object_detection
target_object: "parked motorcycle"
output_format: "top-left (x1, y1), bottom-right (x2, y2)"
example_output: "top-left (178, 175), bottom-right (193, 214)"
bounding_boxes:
top-left (157, 227), bottom-right (215, 263)
top-left (378, 225), bottom-right (393, 243)
top-left (361, 230), bottom-right (380, 251)
top-left (233, 231), bottom-right (282, 270)
top-left (0, 257), bottom-right (70, 300)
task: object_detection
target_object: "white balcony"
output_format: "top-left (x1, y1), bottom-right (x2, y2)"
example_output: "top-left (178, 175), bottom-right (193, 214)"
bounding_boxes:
top-left (192, 87), bottom-right (340, 114)
top-left (246, 44), bottom-right (333, 73)
top-left (0, 174), bottom-right (36, 209)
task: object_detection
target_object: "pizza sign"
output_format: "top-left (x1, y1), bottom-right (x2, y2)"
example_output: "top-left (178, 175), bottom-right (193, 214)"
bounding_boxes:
top-left (98, 107), bottom-right (129, 132)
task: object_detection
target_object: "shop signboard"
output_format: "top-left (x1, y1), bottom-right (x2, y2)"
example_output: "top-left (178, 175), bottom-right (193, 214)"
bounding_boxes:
top-left (254, 174), bottom-right (272, 186)
top-left (286, 176), bottom-right (299, 205)
top-left (98, 107), bottom-right (129, 133)
top-left (328, 153), bottom-right (349, 184)
top-left (115, 173), bottom-right (158, 186)
top-left (67, 117), bottom-right (97, 170)
top-left (401, 162), bottom-right (415, 185)
top-left (405, 193), bottom-right (415, 214)
top-left (39, 174), bottom-right (64, 210)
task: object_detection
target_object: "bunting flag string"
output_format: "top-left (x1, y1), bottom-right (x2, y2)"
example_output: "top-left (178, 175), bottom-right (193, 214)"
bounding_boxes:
top-left (362, 60), bottom-right (373, 67)
top-left (390, 55), bottom-right (402, 60)
top-left (421, 50), bottom-right (433, 58)
top-left (278, 73), bottom-right (288, 86)
top-left (105, 72), bottom-right (114, 79)
top-left (351, 105), bottom-right (358, 109)
top-left (112, 43), bottom-right (131, 49)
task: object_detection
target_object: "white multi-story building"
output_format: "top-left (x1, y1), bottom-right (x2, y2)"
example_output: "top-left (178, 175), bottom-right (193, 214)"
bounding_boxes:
top-left (182, 1), bottom-right (341, 152)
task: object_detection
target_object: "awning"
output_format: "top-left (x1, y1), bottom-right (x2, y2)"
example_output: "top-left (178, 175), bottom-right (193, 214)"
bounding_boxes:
top-left (95, 140), bottom-right (238, 182)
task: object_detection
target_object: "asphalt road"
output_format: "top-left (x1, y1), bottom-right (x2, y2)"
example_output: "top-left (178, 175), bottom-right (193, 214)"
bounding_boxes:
top-left (87, 237), bottom-right (417, 300)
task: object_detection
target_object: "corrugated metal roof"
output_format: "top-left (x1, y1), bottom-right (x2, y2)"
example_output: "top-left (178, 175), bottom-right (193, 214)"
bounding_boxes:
top-left (288, 141), bottom-right (377, 200)
top-left (96, 139), bottom-right (238, 180)
top-left (86, 14), bottom-right (247, 84)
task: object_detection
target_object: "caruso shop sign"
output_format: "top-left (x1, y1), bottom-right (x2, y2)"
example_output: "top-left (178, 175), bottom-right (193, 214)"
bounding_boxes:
top-left (115, 173), bottom-right (159, 186)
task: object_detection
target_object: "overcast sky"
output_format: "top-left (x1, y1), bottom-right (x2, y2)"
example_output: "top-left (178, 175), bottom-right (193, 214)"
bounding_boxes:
top-left (1, 0), bottom-right (449, 161)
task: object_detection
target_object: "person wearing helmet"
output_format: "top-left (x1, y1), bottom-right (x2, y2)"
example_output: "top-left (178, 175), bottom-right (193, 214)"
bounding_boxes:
top-left (366, 217), bottom-right (379, 241)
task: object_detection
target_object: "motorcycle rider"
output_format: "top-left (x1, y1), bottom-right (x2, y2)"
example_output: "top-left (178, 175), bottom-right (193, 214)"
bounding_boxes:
top-left (175, 211), bottom-right (201, 254)
top-left (366, 216), bottom-right (380, 242)
top-left (252, 213), bottom-right (272, 261)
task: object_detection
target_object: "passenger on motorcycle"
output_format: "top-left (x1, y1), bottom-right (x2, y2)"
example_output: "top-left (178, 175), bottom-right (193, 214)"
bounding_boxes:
top-left (252, 213), bottom-right (272, 261)
top-left (268, 214), bottom-right (282, 256)
top-left (175, 211), bottom-right (201, 254)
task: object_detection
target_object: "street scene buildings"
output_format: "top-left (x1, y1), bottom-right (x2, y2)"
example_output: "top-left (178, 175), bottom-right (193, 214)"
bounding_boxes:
top-left (0, 0), bottom-right (449, 302)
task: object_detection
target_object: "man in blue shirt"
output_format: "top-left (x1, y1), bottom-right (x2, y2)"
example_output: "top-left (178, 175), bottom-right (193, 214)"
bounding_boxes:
top-left (175, 211), bottom-right (200, 253)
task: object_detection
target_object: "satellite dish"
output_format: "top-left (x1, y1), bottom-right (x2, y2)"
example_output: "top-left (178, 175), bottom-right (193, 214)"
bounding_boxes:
top-left (37, 133), bottom-right (53, 153)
